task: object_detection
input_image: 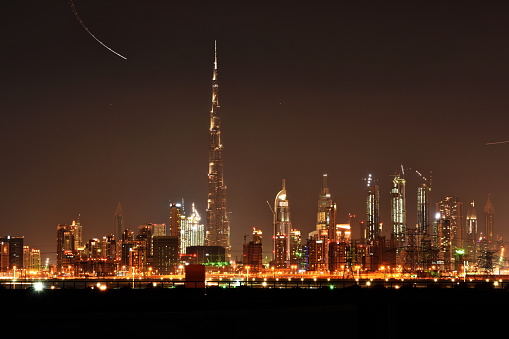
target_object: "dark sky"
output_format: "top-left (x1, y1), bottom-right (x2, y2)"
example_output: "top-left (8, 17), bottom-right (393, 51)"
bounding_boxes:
top-left (2, 1), bottom-right (509, 262)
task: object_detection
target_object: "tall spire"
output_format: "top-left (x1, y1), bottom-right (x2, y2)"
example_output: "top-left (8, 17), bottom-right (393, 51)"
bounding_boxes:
top-left (213, 40), bottom-right (218, 76)
top-left (206, 41), bottom-right (230, 261)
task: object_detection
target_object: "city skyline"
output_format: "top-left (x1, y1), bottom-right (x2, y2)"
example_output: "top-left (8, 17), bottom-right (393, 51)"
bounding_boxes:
top-left (2, 2), bottom-right (509, 262)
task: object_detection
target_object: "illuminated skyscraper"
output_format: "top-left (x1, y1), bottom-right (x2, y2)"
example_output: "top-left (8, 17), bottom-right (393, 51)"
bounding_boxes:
top-left (484, 195), bottom-right (495, 241)
top-left (290, 228), bottom-right (303, 270)
top-left (0, 236), bottom-right (23, 272)
top-left (310, 174), bottom-right (337, 272)
top-left (316, 174), bottom-right (337, 242)
top-left (437, 196), bottom-right (462, 248)
top-left (114, 202), bottom-right (124, 240)
top-left (365, 174), bottom-right (380, 244)
top-left (169, 203), bottom-right (181, 238)
top-left (206, 41), bottom-right (230, 260)
top-left (391, 169), bottom-right (406, 246)
top-left (465, 200), bottom-right (478, 262)
top-left (56, 223), bottom-right (81, 272)
top-left (29, 248), bottom-right (41, 271)
top-left (273, 179), bottom-right (291, 268)
top-left (70, 219), bottom-right (83, 251)
top-left (466, 200), bottom-right (478, 241)
top-left (181, 203), bottom-right (205, 253)
top-left (416, 171), bottom-right (431, 234)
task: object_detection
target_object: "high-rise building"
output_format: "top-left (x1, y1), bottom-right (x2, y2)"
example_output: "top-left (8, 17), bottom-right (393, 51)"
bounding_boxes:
top-left (153, 236), bottom-right (180, 275)
top-left (243, 228), bottom-right (263, 272)
top-left (309, 174), bottom-right (337, 271)
top-left (484, 195), bottom-right (495, 241)
top-left (437, 196), bottom-right (463, 246)
top-left (366, 174), bottom-right (380, 244)
top-left (101, 235), bottom-right (117, 260)
top-left (120, 228), bottom-right (135, 269)
top-left (181, 202), bottom-right (205, 253)
top-left (465, 200), bottom-right (478, 262)
top-left (169, 203), bottom-right (182, 238)
top-left (56, 224), bottom-right (80, 272)
top-left (0, 236), bottom-right (24, 272)
top-left (114, 202), bottom-right (124, 240)
top-left (316, 174), bottom-right (337, 242)
top-left (436, 196), bottom-right (462, 270)
top-left (290, 228), bottom-right (303, 270)
top-left (273, 179), bottom-right (292, 268)
top-left (29, 248), bottom-right (41, 271)
top-left (23, 245), bottom-right (30, 269)
top-left (435, 217), bottom-right (453, 271)
top-left (391, 169), bottom-right (406, 246)
top-left (206, 41), bottom-right (230, 260)
top-left (416, 171), bottom-right (431, 234)
top-left (466, 200), bottom-right (478, 241)
top-left (69, 219), bottom-right (83, 251)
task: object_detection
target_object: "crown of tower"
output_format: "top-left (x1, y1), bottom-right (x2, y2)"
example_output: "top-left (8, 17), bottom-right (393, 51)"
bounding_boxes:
top-left (466, 200), bottom-right (477, 219)
top-left (484, 195), bottom-right (495, 214)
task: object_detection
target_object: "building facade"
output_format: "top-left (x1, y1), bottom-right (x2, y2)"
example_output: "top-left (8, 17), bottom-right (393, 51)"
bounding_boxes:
top-left (390, 170), bottom-right (406, 247)
top-left (273, 179), bottom-right (292, 268)
top-left (366, 174), bottom-right (380, 244)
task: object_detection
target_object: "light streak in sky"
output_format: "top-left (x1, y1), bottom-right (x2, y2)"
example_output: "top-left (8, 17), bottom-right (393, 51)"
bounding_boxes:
top-left (69, 0), bottom-right (127, 60)
top-left (486, 140), bottom-right (509, 145)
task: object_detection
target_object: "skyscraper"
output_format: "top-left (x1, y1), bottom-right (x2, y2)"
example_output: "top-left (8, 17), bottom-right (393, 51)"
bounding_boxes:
top-left (416, 171), bottom-right (431, 234)
top-left (0, 236), bottom-right (24, 272)
top-left (206, 41), bottom-right (230, 260)
top-left (391, 169), bottom-right (406, 247)
top-left (466, 200), bottom-right (478, 241)
top-left (366, 174), bottom-right (380, 244)
top-left (310, 174), bottom-right (337, 272)
top-left (169, 203), bottom-right (181, 238)
top-left (243, 228), bottom-right (263, 272)
top-left (273, 179), bottom-right (291, 268)
top-left (465, 200), bottom-right (478, 262)
top-left (436, 196), bottom-right (463, 248)
top-left (114, 202), bottom-right (124, 241)
top-left (484, 195), bottom-right (495, 241)
top-left (181, 203), bottom-right (205, 253)
top-left (316, 174), bottom-right (337, 242)
top-left (56, 224), bottom-right (79, 272)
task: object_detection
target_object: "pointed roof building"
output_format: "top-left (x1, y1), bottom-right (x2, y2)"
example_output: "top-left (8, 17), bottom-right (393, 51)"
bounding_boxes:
top-left (114, 202), bottom-right (123, 240)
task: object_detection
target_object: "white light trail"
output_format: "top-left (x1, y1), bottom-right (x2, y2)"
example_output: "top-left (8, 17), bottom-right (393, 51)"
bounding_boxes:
top-left (69, 0), bottom-right (127, 60)
top-left (486, 140), bottom-right (509, 145)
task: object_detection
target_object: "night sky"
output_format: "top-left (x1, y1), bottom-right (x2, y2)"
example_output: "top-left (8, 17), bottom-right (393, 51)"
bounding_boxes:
top-left (3, 1), bottom-right (509, 263)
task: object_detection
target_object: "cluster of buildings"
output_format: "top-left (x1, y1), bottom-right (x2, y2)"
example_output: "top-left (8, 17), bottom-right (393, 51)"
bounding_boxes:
top-left (0, 42), bottom-right (504, 279)
top-left (0, 236), bottom-right (42, 277)
top-left (55, 202), bottom-right (222, 276)
top-left (245, 168), bottom-right (504, 278)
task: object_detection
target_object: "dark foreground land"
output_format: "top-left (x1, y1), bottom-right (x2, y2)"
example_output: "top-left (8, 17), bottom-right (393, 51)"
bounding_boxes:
top-left (3, 285), bottom-right (508, 338)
